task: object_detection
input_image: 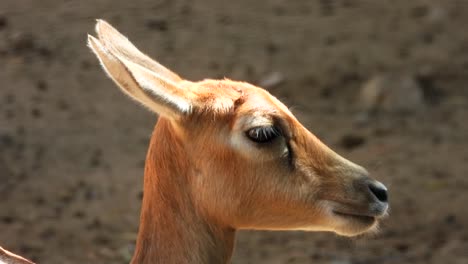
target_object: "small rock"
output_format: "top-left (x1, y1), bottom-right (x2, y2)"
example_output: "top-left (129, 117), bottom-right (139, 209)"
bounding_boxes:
top-left (73, 210), bottom-right (86, 219)
top-left (395, 242), bottom-right (410, 253)
top-left (98, 246), bottom-right (114, 257)
top-left (145, 18), bottom-right (168, 31)
top-left (39, 227), bottom-right (56, 240)
top-left (94, 234), bottom-right (111, 245)
top-left (0, 215), bottom-right (14, 224)
top-left (5, 93), bottom-right (15, 104)
top-left (359, 72), bottom-right (425, 114)
top-left (339, 133), bottom-right (366, 150)
top-left (36, 80), bottom-right (48, 92)
top-left (86, 218), bottom-right (102, 230)
top-left (9, 32), bottom-right (35, 54)
top-left (427, 6), bottom-right (447, 25)
top-left (259, 72), bottom-right (284, 88)
top-left (0, 15), bottom-right (7, 30)
top-left (410, 6), bottom-right (429, 18)
top-left (266, 42), bottom-right (279, 54)
top-left (33, 196), bottom-right (45, 206)
top-left (84, 188), bottom-right (97, 201)
top-left (444, 214), bottom-right (456, 225)
top-left (31, 108), bottom-right (42, 118)
top-left (0, 133), bottom-right (14, 148)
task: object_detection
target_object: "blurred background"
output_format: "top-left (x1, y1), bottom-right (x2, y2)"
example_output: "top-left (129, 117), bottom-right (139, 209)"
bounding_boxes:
top-left (1, 0), bottom-right (467, 263)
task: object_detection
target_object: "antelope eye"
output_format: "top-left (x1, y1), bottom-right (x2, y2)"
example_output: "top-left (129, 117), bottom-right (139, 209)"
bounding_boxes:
top-left (246, 126), bottom-right (281, 143)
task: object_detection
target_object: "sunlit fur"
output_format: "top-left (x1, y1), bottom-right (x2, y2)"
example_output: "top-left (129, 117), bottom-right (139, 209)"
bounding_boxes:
top-left (88, 20), bottom-right (388, 264)
top-left (0, 247), bottom-right (34, 264)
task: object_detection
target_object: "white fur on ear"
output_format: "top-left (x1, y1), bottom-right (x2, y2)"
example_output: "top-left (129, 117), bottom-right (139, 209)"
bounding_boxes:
top-left (115, 54), bottom-right (193, 115)
top-left (87, 21), bottom-right (195, 118)
top-left (95, 19), bottom-right (182, 83)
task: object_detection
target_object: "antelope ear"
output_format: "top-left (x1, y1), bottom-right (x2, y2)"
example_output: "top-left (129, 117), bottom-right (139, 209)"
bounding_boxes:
top-left (87, 19), bottom-right (195, 119)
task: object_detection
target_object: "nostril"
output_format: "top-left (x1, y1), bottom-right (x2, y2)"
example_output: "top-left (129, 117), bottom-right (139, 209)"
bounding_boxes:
top-left (368, 182), bottom-right (388, 203)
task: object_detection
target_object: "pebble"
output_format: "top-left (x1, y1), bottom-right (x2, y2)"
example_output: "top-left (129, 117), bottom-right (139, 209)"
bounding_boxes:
top-left (259, 72), bottom-right (284, 89)
top-left (359, 72), bottom-right (425, 115)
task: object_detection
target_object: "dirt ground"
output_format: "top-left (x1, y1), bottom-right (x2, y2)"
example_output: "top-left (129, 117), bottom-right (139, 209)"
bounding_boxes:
top-left (1, 1), bottom-right (468, 263)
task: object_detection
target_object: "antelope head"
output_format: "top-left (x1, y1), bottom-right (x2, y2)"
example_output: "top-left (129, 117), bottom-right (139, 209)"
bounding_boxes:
top-left (88, 20), bottom-right (388, 241)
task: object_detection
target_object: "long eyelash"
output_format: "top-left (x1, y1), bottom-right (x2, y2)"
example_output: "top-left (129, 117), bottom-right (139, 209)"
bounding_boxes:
top-left (265, 126), bottom-right (281, 138)
top-left (258, 126), bottom-right (280, 138)
top-left (268, 126), bottom-right (281, 136)
top-left (247, 126), bottom-right (282, 143)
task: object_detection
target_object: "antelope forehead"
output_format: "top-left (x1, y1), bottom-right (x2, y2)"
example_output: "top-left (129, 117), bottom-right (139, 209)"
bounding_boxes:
top-left (236, 114), bottom-right (273, 129)
top-left (244, 87), bottom-right (293, 115)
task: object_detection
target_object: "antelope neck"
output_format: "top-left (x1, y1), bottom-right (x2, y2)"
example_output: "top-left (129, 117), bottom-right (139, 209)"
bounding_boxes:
top-left (131, 118), bottom-right (236, 264)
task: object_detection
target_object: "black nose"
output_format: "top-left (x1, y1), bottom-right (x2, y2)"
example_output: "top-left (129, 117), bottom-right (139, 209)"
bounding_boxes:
top-left (368, 181), bottom-right (388, 203)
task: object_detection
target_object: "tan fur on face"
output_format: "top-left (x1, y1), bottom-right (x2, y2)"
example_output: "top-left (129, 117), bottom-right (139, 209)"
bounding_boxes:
top-left (88, 20), bottom-right (387, 263)
top-left (172, 80), bottom-right (374, 234)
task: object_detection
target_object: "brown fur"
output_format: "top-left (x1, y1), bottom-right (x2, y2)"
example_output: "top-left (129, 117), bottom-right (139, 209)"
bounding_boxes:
top-left (88, 20), bottom-right (388, 264)
top-left (132, 119), bottom-right (236, 263)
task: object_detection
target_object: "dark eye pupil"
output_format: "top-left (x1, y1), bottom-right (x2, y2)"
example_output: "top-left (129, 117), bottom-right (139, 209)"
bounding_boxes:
top-left (246, 126), bottom-right (280, 143)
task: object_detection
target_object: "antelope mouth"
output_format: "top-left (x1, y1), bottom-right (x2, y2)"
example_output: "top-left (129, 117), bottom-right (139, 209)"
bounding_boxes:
top-left (332, 210), bottom-right (376, 223)
top-left (320, 204), bottom-right (385, 236)
top-left (327, 199), bottom-right (388, 224)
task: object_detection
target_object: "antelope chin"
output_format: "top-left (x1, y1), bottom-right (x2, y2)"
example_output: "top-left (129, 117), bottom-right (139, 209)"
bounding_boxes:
top-left (320, 200), bottom-right (387, 236)
top-left (331, 211), bottom-right (379, 236)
